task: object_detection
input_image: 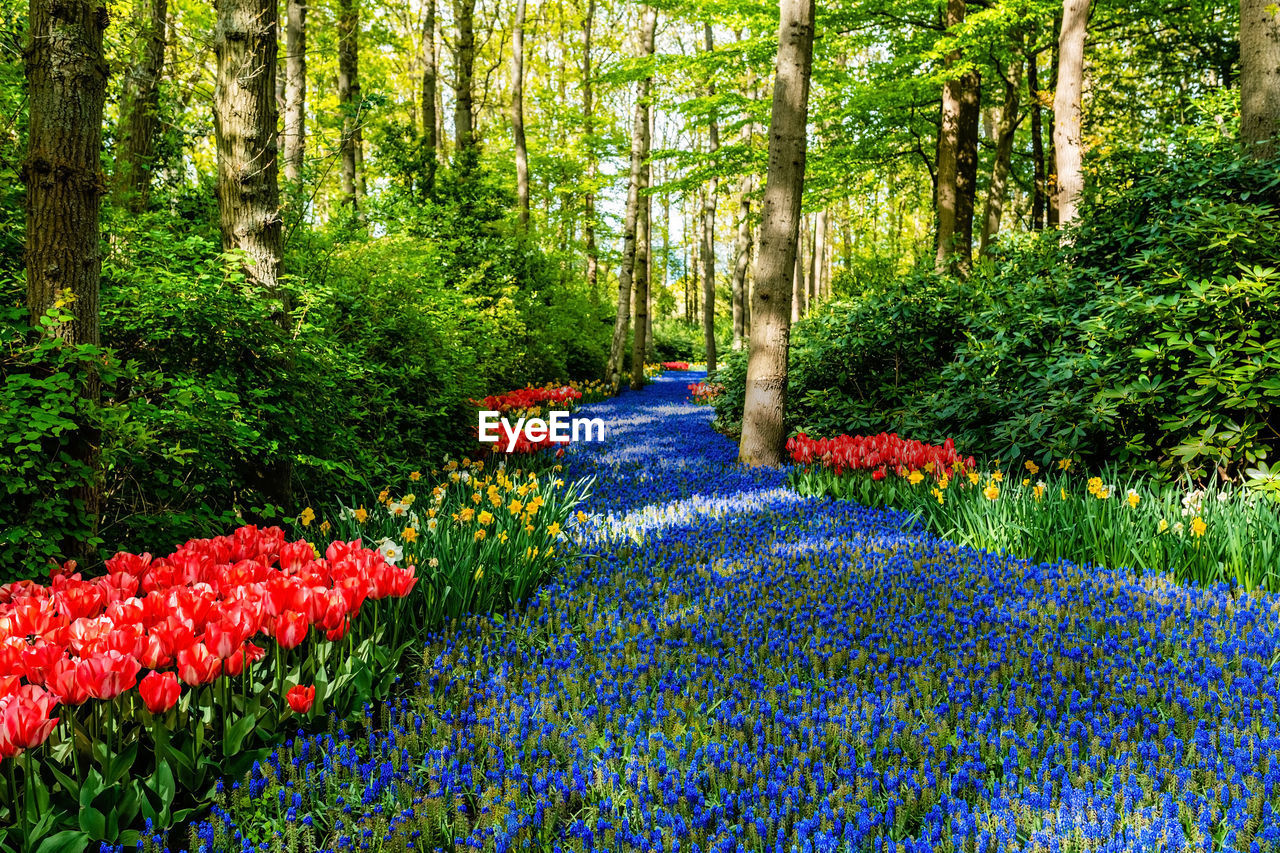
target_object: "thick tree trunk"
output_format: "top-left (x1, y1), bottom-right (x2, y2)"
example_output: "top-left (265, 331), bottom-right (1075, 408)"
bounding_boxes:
top-left (338, 0), bottom-right (362, 212)
top-left (1053, 0), bottom-right (1091, 225)
top-left (739, 0), bottom-right (815, 468)
top-left (1240, 0), bottom-right (1280, 158)
top-left (214, 0), bottom-right (283, 303)
top-left (115, 0), bottom-right (166, 212)
top-left (283, 0), bottom-right (305, 182)
top-left (453, 0), bottom-right (477, 163)
top-left (25, 0), bottom-right (109, 561)
top-left (702, 24), bottom-right (719, 374)
top-left (954, 67), bottom-right (980, 271)
top-left (731, 172), bottom-right (751, 351)
top-left (606, 6), bottom-right (656, 390)
top-left (421, 0), bottom-right (437, 194)
top-left (981, 58), bottom-right (1022, 254)
top-left (630, 161), bottom-right (651, 390)
top-left (934, 0), bottom-right (965, 272)
top-left (512, 0), bottom-right (529, 230)
top-left (582, 0), bottom-right (597, 299)
top-left (1029, 49), bottom-right (1047, 229)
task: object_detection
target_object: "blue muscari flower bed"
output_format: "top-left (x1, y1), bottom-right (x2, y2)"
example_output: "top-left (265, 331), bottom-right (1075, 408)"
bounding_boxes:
top-left (122, 372), bottom-right (1280, 852)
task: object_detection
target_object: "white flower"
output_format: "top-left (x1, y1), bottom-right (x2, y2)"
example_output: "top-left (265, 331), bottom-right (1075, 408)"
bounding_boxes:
top-left (459, 471), bottom-right (471, 483)
top-left (388, 501), bottom-right (411, 517)
top-left (427, 518), bottom-right (438, 532)
top-left (338, 505), bottom-right (359, 521)
top-left (376, 538), bottom-right (404, 564)
top-left (1216, 492), bottom-right (1230, 502)
top-left (428, 557), bottom-right (439, 568)
top-left (1172, 521), bottom-right (1184, 535)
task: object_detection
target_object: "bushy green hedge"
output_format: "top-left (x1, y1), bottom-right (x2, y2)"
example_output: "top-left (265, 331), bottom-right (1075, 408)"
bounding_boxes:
top-left (0, 180), bottom-right (608, 582)
top-left (715, 142), bottom-right (1280, 478)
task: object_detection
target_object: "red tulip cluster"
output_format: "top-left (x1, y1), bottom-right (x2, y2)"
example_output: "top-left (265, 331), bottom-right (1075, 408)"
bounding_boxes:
top-left (661, 362), bottom-right (691, 371)
top-left (477, 385), bottom-right (582, 415)
top-left (786, 432), bottom-right (975, 480)
top-left (687, 382), bottom-right (724, 405)
top-left (0, 525), bottom-right (417, 761)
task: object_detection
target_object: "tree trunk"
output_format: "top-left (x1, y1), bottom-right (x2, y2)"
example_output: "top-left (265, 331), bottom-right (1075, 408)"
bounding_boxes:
top-left (731, 172), bottom-right (751, 351)
top-left (739, 0), bottom-right (815, 467)
top-left (25, 0), bottom-right (109, 562)
top-left (954, 66), bottom-right (980, 271)
top-left (809, 209), bottom-right (825, 303)
top-left (630, 160), bottom-right (651, 390)
top-left (1029, 48), bottom-right (1046, 229)
top-left (512, 0), bottom-right (529, 230)
top-left (338, 0), bottom-right (362, 212)
top-left (1054, 0), bottom-right (1091, 225)
top-left (582, 0), bottom-right (597, 299)
top-left (115, 0), bottom-right (166, 212)
top-left (214, 0), bottom-right (283, 304)
top-left (421, 0), bottom-right (437, 194)
top-left (934, 0), bottom-right (965, 272)
top-left (453, 0), bottom-right (477, 164)
top-left (606, 6), bottom-right (656, 391)
top-left (791, 216), bottom-right (806, 321)
top-left (980, 57), bottom-right (1022, 254)
top-left (1240, 0), bottom-right (1280, 158)
top-left (1046, 15), bottom-right (1060, 227)
top-left (283, 0), bottom-right (305, 182)
top-left (702, 23), bottom-right (719, 375)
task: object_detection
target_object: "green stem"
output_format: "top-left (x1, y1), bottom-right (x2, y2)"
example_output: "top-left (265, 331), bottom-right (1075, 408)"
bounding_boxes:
top-left (5, 758), bottom-right (18, 834)
top-left (21, 748), bottom-right (32, 842)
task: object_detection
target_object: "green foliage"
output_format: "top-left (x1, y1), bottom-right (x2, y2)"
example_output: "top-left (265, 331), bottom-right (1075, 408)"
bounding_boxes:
top-left (718, 143), bottom-right (1280, 481)
top-left (0, 161), bottom-right (609, 581)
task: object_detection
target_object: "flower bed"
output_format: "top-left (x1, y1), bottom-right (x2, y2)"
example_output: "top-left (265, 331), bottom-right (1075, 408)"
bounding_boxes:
top-left (0, 526), bottom-right (417, 849)
top-left (789, 433), bottom-right (1280, 593)
top-left (118, 374), bottom-right (1280, 852)
top-left (687, 380), bottom-right (724, 405)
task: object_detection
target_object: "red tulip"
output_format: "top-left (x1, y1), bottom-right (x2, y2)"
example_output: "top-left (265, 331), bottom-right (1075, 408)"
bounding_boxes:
top-left (223, 642), bottom-right (265, 677)
top-left (285, 684), bottom-right (315, 714)
top-left (0, 684), bottom-right (59, 754)
top-left (175, 642), bottom-right (222, 686)
top-left (203, 620), bottom-right (242, 660)
top-left (20, 642), bottom-right (66, 687)
top-left (274, 610), bottom-right (309, 650)
top-left (46, 659), bottom-right (89, 706)
top-left (138, 670), bottom-right (181, 714)
top-left (77, 650), bottom-right (142, 700)
top-left (137, 634), bottom-right (172, 669)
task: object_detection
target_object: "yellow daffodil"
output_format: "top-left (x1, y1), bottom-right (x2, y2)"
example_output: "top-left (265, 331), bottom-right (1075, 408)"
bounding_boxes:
top-left (1158, 519), bottom-right (1169, 534)
top-left (983, 484), bottom-right (1000, 501)
top-left (509, 499), bottom-right (524, 515)
top-left (967, 471), bottom-right (980, 485)
top-left (354, 506), bottom-right (369, 524)
top-left (378, 488), bottom-right (391, 504)
top-left (907, 470), bottom-right (924, 486)
top-left (458, 507), bottom-right (475, 523)
top-left (1191, 516), bottom-right (1206, 537)
top-left (1032, 484), bottom-right (1045, 501)
top-left (474, 564), bottom-right (484, 580)
top-left (1126, 489), bottom-right (1140, 508)
top-left (474, 529), bottom-right (487, 541)
top-left (1087, 477), bottom-right (1103, 496)
top-left (319, 520), bottom-right (331, 534)
top-left (299, 507), bottom-right (315, 527)
top-left (478, 510), bottom-right (494, 526)
top-left (992, 471), bottom-right (1004, 483)
top-left (402, 526), bottom-right (418, 543)
top-left (931, 487), bottom-right (944, 505)
top-left (409, 470), bottom-right (421, 482)
top-left (1058, 458), bottom-right (1074, 471)
top-left (576, 510), bottom-right (588, 523)
top-left (1022, 478), bottom-right (1031, 486)
top-left (1025, 460), bottom-right (1040, 475)
top-left (444, 460), bottom-right (458, 472)
top-left (547, 522), bottom-right (562, 537)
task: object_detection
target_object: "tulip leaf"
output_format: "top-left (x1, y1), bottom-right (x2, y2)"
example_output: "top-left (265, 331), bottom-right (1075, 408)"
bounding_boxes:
top-left (35, 831), bottom-right (90, 853)
top-left (224, 712), bottom-right (259, 757)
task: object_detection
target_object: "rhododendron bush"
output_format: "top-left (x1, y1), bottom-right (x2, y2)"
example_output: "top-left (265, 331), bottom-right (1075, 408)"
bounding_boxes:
top-left (0, 525), bottom-right (417, 849)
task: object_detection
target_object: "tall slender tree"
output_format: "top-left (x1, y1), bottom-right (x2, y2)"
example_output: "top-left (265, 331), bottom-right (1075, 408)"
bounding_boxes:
top-left (809, 209), bottom-right (825, 303)
top-left (631, 160), bottom-right (651, 390)
top-left (283, 0), bottom-right (306, 182)
top-left (582, 0), bottom-right (598, 299)
top-left (1054, 0), bottom-right (1092, 225)
top-left (338, 0), bottom-right (363, 212)
top-left (980, 56), bottom-right (1022, 254)
top-left (511, 0), bottom-right (529, 229)
top-left (1240, 0), bottom-right (1280, 158)
top-left (935, 0), bottom-right (974, 273)
top-left (702, 24), bottom-right (720, 374)
top-left (606, 6), bottom-right (656, 391)
top-left (25, 0), bottom-right (109, 559)
top-left (115, 0), bottom-right (167, 211)
top-left (731, 171), bottom-right (752, 351)
top-left (213, 0), bottom-right (283, 302)
top-left (453, 0), bottom-right (477, 163)
top-left (739, 0), bottom-right (816, 467)
top-left (1028, 46), bottom-right (1047, 229)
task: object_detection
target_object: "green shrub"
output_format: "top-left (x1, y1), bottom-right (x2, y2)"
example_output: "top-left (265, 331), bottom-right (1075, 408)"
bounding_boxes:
top-left (719, 142), bottom-right (1280, 481)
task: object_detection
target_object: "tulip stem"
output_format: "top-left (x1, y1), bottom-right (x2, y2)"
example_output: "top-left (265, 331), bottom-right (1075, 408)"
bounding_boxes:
top-left (5, 758), bottom-right (19, 836)
top-left (68, 713), bottom-right (82, 781)
top-left (21, 749), bottom-right (32, 843)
